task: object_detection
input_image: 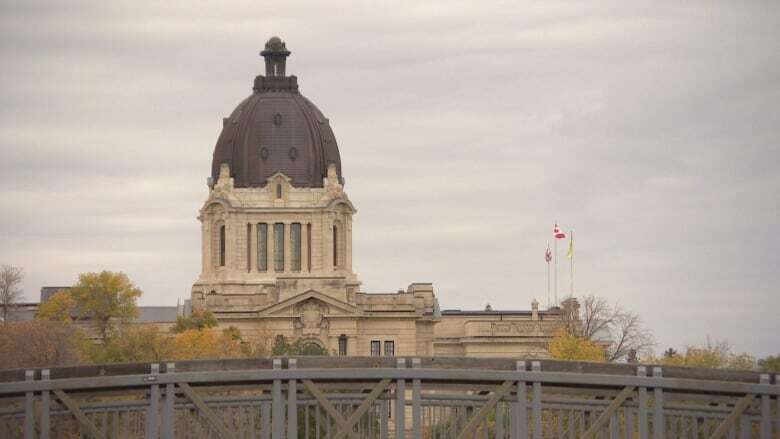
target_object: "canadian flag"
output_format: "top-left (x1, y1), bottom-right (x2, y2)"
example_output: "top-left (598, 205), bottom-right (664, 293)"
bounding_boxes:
top-left (553, 223), bottom-right (566, 239)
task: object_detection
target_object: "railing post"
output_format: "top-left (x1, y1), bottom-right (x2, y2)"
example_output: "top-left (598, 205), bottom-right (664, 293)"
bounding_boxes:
top-left (380, 395), bottom-right (389, 439)
top-left (40, 369), bottom-right (50, 439)
top-left (411, 358), bottom-right (421, 438)
top-left (758, 374), bottom-right (770, 439)
top-left (652, 367), bottom-right (663, 439)
top-left (287, 359), bottom-right (298, 439)
top-left (273, 358), bottom-right (284, 439)
top-left (776, 374), bottom-right (780, 439)
top-left (24, 370), bottom-right (34, 439)
top-left (395, 358), bottom-right (406, 439)
top-left (638, 366), bottom-right (648, 439)
top-left (531, 361), bottom-right (542, 439)
top-left (511, 361), bottom-right (527, 439)
top-left (147, 363), bottom-right (160, 439)
top-left (162, 362), bottom-right (175, 439)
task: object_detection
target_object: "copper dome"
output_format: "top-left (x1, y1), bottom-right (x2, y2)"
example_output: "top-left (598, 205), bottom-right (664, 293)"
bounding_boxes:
top-left (211, 37), bottom-right (342, 188)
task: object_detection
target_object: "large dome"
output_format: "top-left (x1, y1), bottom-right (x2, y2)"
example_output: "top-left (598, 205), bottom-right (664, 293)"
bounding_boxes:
top-left (211, 37), bottom-right (342, 188)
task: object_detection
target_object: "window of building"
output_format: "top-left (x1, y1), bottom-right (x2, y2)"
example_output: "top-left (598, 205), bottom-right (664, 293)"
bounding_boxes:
top-left (338, 335), bottom-right (347, 356)
top-left (370, 340), bottom-right (381, 357)
top-left (332, 225), bottom-right (338, 268)
top-left (219, 225), bottom-right (226, 267)
top-left (306, 223), bottom-right (312, 272)
top-left (291, 223), bottom-right (302, 271)
top-left (276, 183), bottom-right (282, 199)
top-left (274, 223), bottom-right (284, 271)
top-left (384, 341), bottom-right (395, 357)
top-left (257, 223), bottom-right (268, 271)
top-left (246, 224), bottom-right (252, 272)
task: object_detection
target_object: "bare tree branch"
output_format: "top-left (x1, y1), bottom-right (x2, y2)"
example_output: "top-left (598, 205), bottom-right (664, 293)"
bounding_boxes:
top-left (0, 265), bottom-right (24, 324)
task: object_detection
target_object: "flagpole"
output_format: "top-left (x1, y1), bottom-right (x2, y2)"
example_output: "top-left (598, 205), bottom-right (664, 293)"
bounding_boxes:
top-left (570, 230), bottom-right (574, 298)
top-left (546, 241), bottom-right (551, 309)
top-left (554, 228), bottom-right (558, 307)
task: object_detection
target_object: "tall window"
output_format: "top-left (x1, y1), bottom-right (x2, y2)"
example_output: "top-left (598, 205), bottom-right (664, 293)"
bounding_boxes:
top-left (338, 335), bottom-right (348, 356)
top-left (257, 223), bottom-right (268, 271)
top-left (306, 223), bottom-right (312, 272)
top-left (274, 223), bottom-right (285, 272)
top-left (384, 341), bottom-right (395, 357)
top-left (291, 223), bottom-right (302, 271)
top-left (332, 225), bottom-right (338, 268)
top-left (246, 224), bottom-right (251, 272)
top-left (219, 225), bottom-right (226, 267)
top-left (276, 183), bottom-right (282, 199)
top-left (370, 340), bottom-right (381, 357)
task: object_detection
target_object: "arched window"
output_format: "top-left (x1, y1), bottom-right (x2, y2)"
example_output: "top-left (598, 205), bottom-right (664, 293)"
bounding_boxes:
top-left (219, 225), bottom-right (226, 267)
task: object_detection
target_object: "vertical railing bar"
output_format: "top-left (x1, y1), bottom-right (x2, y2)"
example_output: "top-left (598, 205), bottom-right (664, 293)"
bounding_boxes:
top-left (162, 362), bottom-right (175, 439)
top-left (380, 398), bottom-right (389, 439)
top-left (24, 370), bottom-right (34, 439)
top-left (261, 401), bottom-right (271, 439)
top-left (531, 361), bottom-right (542, 439)
top-left (512, 360), bottom-right (527, 439)
top-left (272, 359), bottom-right (283, 439)
top-left (652, 367), bottom-right (663, 439)
top-left (626, 407), bottom-right (634, 439)
top-left (759, 374), bottom-right (770, 439)
top-left (496, 401), bottom-right (504, 439)
top-left (412, 358), bottom-right (421, 438)
top-left (40, 369), bottom-right (50, 439)
top-left (287, 359), bottom-right (297, 439)
top-left (395, 358), bottom-right (406, 439)
top-left (637, 366), bottom-right (648, 439)
top-left (146, 363), bottom-right (160, 439)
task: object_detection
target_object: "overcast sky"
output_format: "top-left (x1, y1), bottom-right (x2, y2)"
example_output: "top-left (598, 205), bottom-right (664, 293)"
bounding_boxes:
top-left (1, 1), bottom-right (778, 357)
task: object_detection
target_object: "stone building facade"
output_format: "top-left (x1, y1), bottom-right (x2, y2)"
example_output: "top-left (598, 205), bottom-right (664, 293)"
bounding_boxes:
top-left (190, 37), bottom-right (575, 358)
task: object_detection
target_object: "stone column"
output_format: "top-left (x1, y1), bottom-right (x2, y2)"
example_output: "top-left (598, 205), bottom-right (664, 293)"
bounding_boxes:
top-left (268, 221), bottom-right (276, 273)
top-left (202, 218), bottom-right (211, 274)
top-left (346, 216), bottom-right (353, 272)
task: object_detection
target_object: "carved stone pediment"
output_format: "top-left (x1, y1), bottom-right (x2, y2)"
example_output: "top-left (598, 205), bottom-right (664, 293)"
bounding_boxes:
top-left (257, 289), bottom-right (361, 318)
top-left (293, 299), bottom-right (330, 335)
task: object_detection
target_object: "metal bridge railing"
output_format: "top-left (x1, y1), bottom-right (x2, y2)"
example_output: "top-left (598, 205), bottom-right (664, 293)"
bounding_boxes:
top-left (0, 357), bottom-right (778, 438)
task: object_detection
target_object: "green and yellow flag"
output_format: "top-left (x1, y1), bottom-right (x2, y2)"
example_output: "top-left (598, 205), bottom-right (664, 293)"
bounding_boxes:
top-left (566, 233), bottom-right (574, 259)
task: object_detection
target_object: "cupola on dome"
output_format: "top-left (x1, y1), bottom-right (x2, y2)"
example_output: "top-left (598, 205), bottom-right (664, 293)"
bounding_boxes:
top-left (211, 37), bottom-right (342, 188)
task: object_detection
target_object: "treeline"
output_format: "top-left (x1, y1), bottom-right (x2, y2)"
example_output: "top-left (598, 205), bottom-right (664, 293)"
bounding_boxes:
top-left (0, 270), bottom-right (321, 370)
top-left (548, 294), bottom-right (779, 372)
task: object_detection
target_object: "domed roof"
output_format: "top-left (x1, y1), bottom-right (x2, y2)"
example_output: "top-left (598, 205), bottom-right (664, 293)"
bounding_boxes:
top-left (211, 37), bottom-right (342, 188)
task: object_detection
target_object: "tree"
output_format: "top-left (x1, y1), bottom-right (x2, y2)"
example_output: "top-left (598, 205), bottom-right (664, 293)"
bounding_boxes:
top-left (0, 320), bottom-right (86, 368)
top-left (0, 265), bottom-right (24, 324)
top-left (171, 329), bottom-right (247, 360)
top-left (37, 290), bottom-right (77, 322)
top-left (758, 355), bottom-right (780, 373)
top-left (89, 326), bottom-right (176, 363)
top-left (171, 308), bottom-right (218, 333)
top-left (548, 329), bottom-right (606, 362)
top-left (69, 271), bottom-right (142, 343)
top-left (272, 335), bottom-right (328, 356)
top-left (656, 340), bottom-right (755, 370)
top-left (562, 294), bottom-right (655, 362)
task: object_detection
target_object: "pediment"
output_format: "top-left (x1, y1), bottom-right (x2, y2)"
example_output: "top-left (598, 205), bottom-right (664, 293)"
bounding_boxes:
top-left (257, 290), bottom-right (360, 318)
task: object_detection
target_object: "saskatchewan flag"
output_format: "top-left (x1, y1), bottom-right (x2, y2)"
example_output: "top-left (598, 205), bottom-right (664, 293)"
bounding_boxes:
top-left (566, 234), bottom-right (574, 259)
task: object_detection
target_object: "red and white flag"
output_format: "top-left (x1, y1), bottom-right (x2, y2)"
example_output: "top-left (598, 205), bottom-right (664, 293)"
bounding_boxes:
top-left (553, 223), bottom-right (566, 239)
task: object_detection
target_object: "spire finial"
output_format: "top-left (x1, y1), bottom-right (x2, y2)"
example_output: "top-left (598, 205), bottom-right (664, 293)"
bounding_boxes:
top-left (260, 36), bottom-right (291, 77)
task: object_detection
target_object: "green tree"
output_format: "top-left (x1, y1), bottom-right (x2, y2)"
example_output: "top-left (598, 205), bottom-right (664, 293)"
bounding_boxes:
top-left (272, 335), bottom-right (328, 356)
top-left (37, 290), bottom-right (76, 322)
top-left (655, 340), bottom-right (755, 370)
top-left (171, 308), bottom-right (218, 333)
top-left (548, 329), bottom-right (606, 362)
top-left (758, 355), bottom-right (780, 373)
top-left (69, 271), bottom-right (142, 343)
